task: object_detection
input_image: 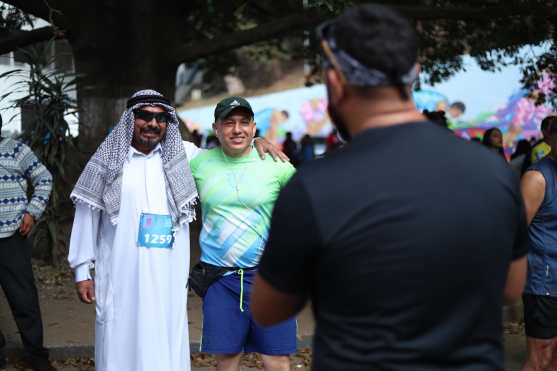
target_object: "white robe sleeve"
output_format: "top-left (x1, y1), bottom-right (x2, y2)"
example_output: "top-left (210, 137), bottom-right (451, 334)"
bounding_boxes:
top-left (68, 203), bottom-right (101, 282)
top-left (183, 140), bottom-right (205, 162)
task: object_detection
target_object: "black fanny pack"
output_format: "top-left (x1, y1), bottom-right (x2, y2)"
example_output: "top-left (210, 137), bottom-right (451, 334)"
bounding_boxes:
top-left (188, 261), bottom-right (256, 298)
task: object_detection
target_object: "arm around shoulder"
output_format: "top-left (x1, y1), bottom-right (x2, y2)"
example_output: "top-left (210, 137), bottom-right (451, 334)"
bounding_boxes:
top-left (183, 140), bottom-right (204, 162)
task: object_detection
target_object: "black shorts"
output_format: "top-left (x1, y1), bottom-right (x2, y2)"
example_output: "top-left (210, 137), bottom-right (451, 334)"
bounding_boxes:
top-left (523, 294), bottom-right (557, 339)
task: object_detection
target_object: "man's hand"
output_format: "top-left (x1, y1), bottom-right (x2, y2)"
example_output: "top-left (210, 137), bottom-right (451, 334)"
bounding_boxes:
top-left (19, 213), bottom-right (35, 236)
top-left (254, 137), bottom-right (289, 162)
top-left (76, 279), bottom-right (95, 304)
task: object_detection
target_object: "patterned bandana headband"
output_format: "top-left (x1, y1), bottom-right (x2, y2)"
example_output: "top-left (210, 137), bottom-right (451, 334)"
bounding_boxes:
top-left (71, 89), bottom-right (198, 228)
top-left (316, 21), bottom-right (418, 87)
top-left (126, 94), bottom-right (171, 108)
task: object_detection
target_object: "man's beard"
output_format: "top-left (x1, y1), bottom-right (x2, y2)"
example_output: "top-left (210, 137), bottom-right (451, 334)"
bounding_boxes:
top-left (327, 98), bottom-right (351, 142)
top-left (138, 137), bottom-right (160, 148)
top-left (136, 127), bottom-right (162, 148)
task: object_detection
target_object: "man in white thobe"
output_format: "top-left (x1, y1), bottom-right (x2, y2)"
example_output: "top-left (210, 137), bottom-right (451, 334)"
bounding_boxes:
top-left (68, 90), bottom-right (199, 371)
top-left (68, 89), bottom-right (286, 371)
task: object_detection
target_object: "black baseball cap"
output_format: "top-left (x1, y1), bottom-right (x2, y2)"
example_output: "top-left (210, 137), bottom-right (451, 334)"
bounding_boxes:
top-left (214, 96), bottom-right (254, 121)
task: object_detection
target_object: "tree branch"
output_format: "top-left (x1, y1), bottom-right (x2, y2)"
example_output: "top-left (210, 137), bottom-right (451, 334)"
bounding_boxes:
top-left (176, 2), bottom-right (555, 64)
top-left (0, 26), bottom-right (63, 56)
top-left (2, 0), bottom-right (72, 29)
top-left (2, 0), bottom-right (50, 21)
top-left (175, 10), bottom-right (327, 63)
top-left (396, 3), bottom-right (556, 20)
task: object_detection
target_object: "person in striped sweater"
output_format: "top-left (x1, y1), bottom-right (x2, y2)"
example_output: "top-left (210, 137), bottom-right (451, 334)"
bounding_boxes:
top-left (0, 114), bottom-right (55, 371)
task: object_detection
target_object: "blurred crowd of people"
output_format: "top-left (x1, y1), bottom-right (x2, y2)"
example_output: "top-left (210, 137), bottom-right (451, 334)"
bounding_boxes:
top-left (193, 108), bottom-right (556, 178)
top-left (416, 108), bottom-right (557, 179)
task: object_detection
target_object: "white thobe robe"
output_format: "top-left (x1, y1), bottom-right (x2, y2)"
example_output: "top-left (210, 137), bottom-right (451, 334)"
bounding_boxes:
top-left (68, 142), bottom-right (201, 371)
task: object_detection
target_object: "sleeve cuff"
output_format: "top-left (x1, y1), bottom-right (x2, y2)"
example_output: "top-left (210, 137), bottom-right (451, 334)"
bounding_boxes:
top-left (513, 249), bottom-right (528, 260)
top-left (74, 262), bottom-right (93, 282)
top-left (25, 204), bottom-right (45, 220)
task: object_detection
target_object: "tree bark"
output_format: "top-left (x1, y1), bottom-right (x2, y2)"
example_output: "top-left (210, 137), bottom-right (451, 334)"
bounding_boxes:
top-left (73, 52), bottom-right (178, 155)
top-left (69, 0), bottom-right (183, 155)
top-left (0, 27), bottom-right (59, 56)
top-left (176, 9), bottom-right (328, 63)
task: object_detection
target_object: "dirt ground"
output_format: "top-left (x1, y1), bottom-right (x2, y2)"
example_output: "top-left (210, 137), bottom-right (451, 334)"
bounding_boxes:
top-left (0, 262), bottom-right (528, 370)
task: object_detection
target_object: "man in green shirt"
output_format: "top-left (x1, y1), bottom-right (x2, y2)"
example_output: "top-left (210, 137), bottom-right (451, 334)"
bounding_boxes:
top-left (190, 97), bottom-right (296, 371)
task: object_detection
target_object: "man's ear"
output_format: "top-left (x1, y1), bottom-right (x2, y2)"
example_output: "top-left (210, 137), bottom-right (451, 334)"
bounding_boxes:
top-left (252, 122), bottom-right (257, 138)
top-left (326, 69), bottom-right (345, 105)
top-left (212, 122), bottom-right (222, 141)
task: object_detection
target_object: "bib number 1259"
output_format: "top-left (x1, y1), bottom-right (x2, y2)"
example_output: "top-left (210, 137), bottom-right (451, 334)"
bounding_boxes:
top-left (137, 213), bottom-right (174, 249)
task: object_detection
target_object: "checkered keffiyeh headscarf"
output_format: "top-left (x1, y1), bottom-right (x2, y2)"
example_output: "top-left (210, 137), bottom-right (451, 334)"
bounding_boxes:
top-left (70, 89), bottom-right (197, 228)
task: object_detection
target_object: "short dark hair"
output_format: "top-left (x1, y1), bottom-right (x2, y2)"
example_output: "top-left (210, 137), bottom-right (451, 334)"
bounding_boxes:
top-left (542, 115), bottom-right (557, 132)
top-left (450, 101), bottom-right (466, 113)
top-left (332, 4), bottom-right (418, 87)
top-left (423, 110), bottom-right (448, 128)
top-left (482, 127), bottom-right (502, 146)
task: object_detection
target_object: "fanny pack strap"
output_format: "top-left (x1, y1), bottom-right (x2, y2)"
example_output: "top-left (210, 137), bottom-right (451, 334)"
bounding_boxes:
top-left (202, 262), bottom-right (257, 272)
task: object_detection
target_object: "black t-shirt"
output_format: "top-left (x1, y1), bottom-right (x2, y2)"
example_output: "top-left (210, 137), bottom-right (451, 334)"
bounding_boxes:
top-left (258, 122), bottom-right (528, 371)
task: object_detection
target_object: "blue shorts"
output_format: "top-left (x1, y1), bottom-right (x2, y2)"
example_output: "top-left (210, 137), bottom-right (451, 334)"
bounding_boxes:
top-left (201, 269), bottom-right (297, 355)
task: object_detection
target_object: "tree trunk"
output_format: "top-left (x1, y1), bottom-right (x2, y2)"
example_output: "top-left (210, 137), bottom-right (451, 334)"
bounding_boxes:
top-left (73, 60), bottom-right (178, 155)
top-left (66, 0), bottom-right (186, 156)
top-left (72, 67), bottom-right (172, 156)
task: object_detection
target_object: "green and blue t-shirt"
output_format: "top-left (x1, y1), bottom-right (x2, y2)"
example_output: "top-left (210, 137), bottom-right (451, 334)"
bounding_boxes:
top-left (190, 148), bottom-right (295, 268)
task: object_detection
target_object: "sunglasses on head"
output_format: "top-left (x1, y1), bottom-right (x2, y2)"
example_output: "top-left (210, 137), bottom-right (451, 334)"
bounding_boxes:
top-left (133, 109), bottom-right (171, 124)
top-left (316, 21), bottom-right (347, 84)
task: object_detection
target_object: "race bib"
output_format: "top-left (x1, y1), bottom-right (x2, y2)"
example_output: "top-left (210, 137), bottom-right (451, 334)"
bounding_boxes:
top-left (137, 213), bottom-right (174, 248)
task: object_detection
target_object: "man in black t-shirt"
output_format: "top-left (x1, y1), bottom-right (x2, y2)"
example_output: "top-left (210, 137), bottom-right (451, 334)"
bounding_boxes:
top-left (250, 4), bottom-right (528, 371)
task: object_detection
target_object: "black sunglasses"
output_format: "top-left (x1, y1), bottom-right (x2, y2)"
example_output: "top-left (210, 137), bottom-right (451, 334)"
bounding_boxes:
top-left (133, 109), bottom-right (171, 124)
